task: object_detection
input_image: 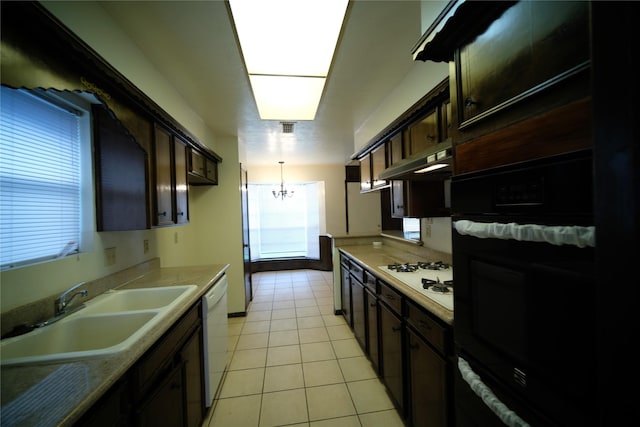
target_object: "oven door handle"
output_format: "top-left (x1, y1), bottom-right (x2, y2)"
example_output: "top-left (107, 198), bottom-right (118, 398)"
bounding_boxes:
top-left (453, 220), bottom-right (595, 248)
top-left (458, 356), bottom-right (531, 427)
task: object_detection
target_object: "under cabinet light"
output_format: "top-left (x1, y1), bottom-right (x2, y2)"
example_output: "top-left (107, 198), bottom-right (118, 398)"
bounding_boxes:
top-left (414, 163), bottom-right (448, 174)
top-left (228, 0), bottom-right (349, 120)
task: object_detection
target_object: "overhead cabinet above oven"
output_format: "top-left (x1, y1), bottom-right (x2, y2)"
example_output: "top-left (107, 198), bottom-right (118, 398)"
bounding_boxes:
top-left (413, 0), bottom-right (592, 175)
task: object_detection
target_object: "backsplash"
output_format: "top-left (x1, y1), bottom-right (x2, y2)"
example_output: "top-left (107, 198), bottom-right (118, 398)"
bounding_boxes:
top-left (1, 258), bottom-right (160, 338)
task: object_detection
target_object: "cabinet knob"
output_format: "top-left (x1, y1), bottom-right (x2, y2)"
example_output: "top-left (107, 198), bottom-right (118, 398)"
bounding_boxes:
top-left (464, 97), bottom-right (478, 108)
top-left (418, 319), bottom-right (432, 330)
top-left (158, 211), bottom-right (167, 217)
top-left (178, 211), bottom-right (184, 216)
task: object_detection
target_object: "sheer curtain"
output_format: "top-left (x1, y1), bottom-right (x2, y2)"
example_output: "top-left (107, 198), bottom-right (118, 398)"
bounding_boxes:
top-left (248, 182), bottom-right (320, 260)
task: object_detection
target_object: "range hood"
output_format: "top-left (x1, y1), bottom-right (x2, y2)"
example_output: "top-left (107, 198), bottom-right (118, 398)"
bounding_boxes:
top-left (379, 141), bottom-right (453, 181)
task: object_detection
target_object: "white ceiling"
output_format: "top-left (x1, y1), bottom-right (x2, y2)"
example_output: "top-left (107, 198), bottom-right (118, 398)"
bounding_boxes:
top-left (97, 1), bottom-right (443, 166)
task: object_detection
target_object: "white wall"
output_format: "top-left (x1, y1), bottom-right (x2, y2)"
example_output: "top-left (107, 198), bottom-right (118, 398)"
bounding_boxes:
top-left (1, 2), bottom-right (245, 314)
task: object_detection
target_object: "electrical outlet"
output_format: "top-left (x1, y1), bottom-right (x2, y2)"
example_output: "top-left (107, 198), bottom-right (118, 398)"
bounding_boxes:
top-left (424, 224), bottom-right (432, 238)
top-left (174, 231), bottom-right (179, 244)
top-left (143, 239), bottom-right (149, 254)
top-left (105, 247), bottom-right (116, 266)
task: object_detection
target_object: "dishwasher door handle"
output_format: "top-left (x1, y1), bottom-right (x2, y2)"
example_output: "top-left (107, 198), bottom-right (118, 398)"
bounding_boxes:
top-left (205, 276), bottom-right (228, 307)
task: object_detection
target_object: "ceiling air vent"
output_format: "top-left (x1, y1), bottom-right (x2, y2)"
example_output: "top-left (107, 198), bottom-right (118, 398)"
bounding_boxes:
top-left (280, 121), bottom-right (295, 134)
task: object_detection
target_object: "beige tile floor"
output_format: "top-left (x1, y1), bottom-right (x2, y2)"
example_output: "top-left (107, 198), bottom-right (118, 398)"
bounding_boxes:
top-left (202, 269), bottom-right (405, 427)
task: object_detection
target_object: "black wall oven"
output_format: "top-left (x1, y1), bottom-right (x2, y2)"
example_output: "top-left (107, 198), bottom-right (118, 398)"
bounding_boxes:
top-left (451, 150), bottom-right (596, 426)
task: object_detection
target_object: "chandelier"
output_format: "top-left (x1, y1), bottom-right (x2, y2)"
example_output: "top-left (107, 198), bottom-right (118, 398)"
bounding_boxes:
top-left (273, 161), bottom-right (294, 200)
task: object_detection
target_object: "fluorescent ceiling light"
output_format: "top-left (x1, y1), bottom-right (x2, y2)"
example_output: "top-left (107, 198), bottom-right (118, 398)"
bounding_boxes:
top-left (250, 75), bottom-right (325, 120)
top-left (229, 0), bottom-right (349, 120)
top-left (414, 163), bottom-right (449, 174)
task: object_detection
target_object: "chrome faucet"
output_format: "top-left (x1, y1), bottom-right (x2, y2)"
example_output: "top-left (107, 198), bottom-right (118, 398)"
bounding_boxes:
top-left (54, 281), bottom-right (88, 317)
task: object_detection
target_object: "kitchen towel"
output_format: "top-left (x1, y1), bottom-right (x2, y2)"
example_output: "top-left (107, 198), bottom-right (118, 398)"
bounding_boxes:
top-left (453, 220), bottom-right (595, 248)
top-left (458, 356), bottom-right (531, 427)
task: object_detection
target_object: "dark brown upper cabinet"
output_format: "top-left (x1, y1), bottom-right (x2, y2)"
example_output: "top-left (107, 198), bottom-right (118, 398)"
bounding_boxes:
top-left (354, 78), bottom-right (451, 185)
top-left (388, 132), bottom-right (403, 167)
top-left (406, 108), bottom-right (439, 156)
top-left (359, 153), bottom-right (372, 192)
top-left (153, 124), bottom-right (189, 227)
top-left (1, 2), bottom-right (223, 218)
top-left (188, 147), bottom-right (218, 185)
top-left (390, 179), bottom-right (450, 219)
top-left (93, 104), bottom-right (149, 231)
top-left (359, 143), bottom-right (390, 193)
top-left (370, 144), bottom-right (389, 190)
top-left (174, 137), bottom-right (189, 225)
top-left (413, 0), bottom-right (592, 174)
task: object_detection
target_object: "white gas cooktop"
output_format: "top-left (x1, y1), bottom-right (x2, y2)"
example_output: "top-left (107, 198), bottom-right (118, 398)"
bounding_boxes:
top-left (378, 265), bottom-right (454, 311)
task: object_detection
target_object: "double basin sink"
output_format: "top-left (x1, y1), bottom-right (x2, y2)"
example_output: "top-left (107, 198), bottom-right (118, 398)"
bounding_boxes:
top-left (0, 285), bottom-right (197, 366)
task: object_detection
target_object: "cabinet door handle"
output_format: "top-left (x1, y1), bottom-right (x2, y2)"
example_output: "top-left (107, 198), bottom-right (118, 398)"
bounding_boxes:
top-left (392, 326), bottom-right (402, 332)
top-left (418, 319), bottom-right (432, 330)
top-left (178, 211), bottom-right (184, 216)
top-left (464, 97), bottom-right (478, 108)
top-left (157, 211), bottom-right (167, 217)
top-left (370, 302), bottom-right (377, 307)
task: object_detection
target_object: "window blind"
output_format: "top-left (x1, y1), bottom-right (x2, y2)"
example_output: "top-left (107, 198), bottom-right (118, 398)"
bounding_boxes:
top-left (0, 86), bottom-right (81, 269)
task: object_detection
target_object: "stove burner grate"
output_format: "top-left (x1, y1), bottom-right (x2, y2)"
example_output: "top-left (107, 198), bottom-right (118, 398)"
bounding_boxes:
top-left (418, 261), bottom-right (450, 270)
top-left (421, 277), bottom-right (454, 293)
top-left (387, 263), bottom-right (419, 272)
top-left (388, 261), bottom-right (451, 273)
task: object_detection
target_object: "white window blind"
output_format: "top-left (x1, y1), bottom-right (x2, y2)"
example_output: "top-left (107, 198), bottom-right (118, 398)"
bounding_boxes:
top-left (0, 86), bottom-right (82, 269)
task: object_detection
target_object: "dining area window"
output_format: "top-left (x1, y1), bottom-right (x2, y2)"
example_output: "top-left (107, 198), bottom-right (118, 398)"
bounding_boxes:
top-left (248, 182), bottom-right (321, 260)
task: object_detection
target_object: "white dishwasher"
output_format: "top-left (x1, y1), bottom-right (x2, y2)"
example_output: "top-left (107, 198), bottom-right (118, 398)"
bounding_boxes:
top-left (202, 273), bottom-right (228, 408)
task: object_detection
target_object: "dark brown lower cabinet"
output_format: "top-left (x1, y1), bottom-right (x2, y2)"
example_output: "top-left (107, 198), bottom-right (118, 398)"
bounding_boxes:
top-left (74, 377), bottom-right (130, 427)
top-left (407, 327), bottom-right (448, 427)
top-left (136, 362), bottom-right (185, 426)
top-left (365, 287), bottom-right (379, 373)
top-left (340, 258), bottom-right (351, 325)
top-left (338, 253), bottom-right (453, 426)
top-left (351, 275), bottom-right (366, 351)
top-left (180, 327), bottom-right (205, 427)
top-left (379, 301), bottom-right (404, 413)
top-left (75, 301), bottom-right (204, 427)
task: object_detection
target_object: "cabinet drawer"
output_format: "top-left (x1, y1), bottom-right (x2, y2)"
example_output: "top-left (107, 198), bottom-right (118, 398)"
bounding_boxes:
top-left (133, 301), bottom-right (201, 399)
top-left (349, 261), bottom-right (364, 283)
top-left (364, 270), bottom-right (377, 293)
top-left (406, 299), bottom-right (447, 354)
top-left (340, 253), bottom-right (349, 267)
top-left (378, 281), bottom-right (402, 315)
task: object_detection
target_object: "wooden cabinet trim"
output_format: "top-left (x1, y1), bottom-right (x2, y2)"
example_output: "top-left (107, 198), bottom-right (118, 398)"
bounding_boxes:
top-left (454, 97), bottom-right (592, 175)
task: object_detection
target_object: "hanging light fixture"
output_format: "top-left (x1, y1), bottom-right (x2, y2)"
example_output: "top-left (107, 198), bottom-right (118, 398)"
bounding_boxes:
top-left (273, 161), bottom-right (294, 200)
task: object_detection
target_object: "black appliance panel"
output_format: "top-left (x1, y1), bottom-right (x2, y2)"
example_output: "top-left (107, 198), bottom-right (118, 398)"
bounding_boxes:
top-left (452, 150), bottom-right (595, 426)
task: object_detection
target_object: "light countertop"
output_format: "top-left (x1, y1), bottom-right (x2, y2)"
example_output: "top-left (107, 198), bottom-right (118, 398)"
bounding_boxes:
top-left (337, 243), bottom-right (454, 325)
top-left (0, 263), bottom-right (229, 427)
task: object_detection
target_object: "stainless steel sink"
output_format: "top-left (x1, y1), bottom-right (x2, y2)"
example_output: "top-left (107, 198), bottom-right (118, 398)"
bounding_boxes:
top-left (0, 285), bottom-right (197, 366)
